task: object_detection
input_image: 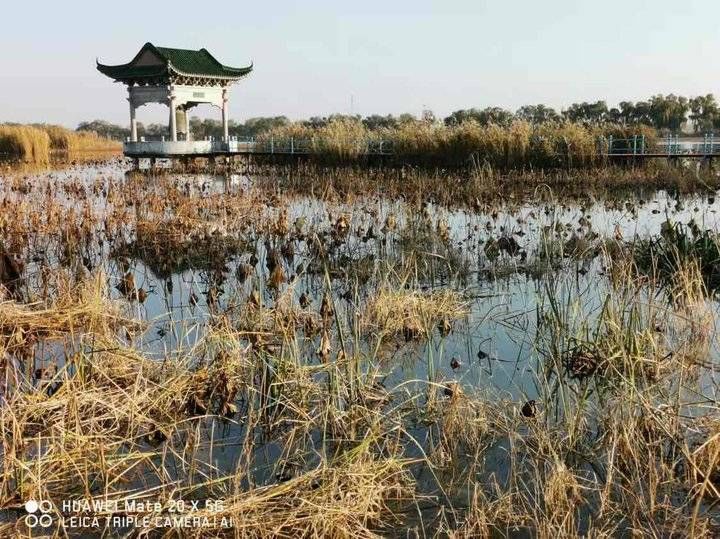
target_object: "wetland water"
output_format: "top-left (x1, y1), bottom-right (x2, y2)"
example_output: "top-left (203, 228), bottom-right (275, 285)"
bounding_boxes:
top-left (3, 161), bottom-right (720, 535)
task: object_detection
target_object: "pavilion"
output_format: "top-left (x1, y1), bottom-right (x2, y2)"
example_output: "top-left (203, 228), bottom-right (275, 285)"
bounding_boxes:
top-left (97, 43), bottom-right (252, 144)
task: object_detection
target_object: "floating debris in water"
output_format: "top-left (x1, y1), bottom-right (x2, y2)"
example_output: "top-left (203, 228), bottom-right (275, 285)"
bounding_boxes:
top-left (320, 292), bottom-right (333, 320)
top-left (438, 318), bottom-right (452, 337)
top-left (237, 263), bottom-right (254, 282)
top-left (566, 347), bottom-right (602, 379)
top-left (317, 329), bottom-right (332, 362)
top-left (0, 249), bottom-right (24, 299)
top-left (334, 214), bottom-right (350, 236)
top-left (137, 287), bottom-right (148, 303)
top-left (521, 400), bottom-right (537, 418)
top-left (268, 265), bottom-right (285, 290)
top-left (443, 381), bottom-right (461, 399)
top-left (116, 271), bottom-right (136, 298)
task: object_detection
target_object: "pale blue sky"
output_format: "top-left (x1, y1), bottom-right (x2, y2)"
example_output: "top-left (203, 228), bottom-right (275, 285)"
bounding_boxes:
top-left (1, 0), bottom-right (718, 127)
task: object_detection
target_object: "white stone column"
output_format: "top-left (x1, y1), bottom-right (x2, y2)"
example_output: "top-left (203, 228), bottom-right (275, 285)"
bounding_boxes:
top-left (128, 88), bottom-right (138, 142)
top-left (222, 88), bottom-right (229, 141)
top-left (169, 93), bottom-right (178, 142)
top-left (184, 108), bottom-right (191, 141)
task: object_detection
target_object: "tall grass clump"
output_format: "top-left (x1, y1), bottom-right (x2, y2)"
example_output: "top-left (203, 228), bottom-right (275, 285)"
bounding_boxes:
top-left (313, 117), bottom-right (370, 159)
top-left (39, 124), bottom-right (121, 152)
top-left (259, 117), bottom-right (658, 170)
top-left (259, 118), bottom-right (371, 161)
top-left (530, 121), bottom-right (599, 168)
top-left (0, 124), bottom-right (50, 163)
top-left (634, 220), bottom-right (720, 295)
top-left (0, 124), bottom-right (119, 164)
top-left (362, 285), bottom-right (469, 340)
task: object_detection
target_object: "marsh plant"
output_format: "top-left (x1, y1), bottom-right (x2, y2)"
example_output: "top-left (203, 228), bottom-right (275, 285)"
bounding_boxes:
top-left (634, 219), bottom-right (720, 294)
top-left (0, 124), bottom-right (120, 163)
top-left (258, 117), bottom-right (658, 169)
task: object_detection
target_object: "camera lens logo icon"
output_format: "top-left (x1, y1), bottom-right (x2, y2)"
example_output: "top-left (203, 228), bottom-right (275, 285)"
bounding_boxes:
top-left (24, 500), bottom-right (53, 528)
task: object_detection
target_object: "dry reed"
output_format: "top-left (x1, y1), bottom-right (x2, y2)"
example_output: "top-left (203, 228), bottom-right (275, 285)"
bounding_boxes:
top-left (362, 287), bottom-right (468, 339)
top-left (259, 117), bottom-right (658, 169)
top-left (0, 125), bottom-right (51, 163)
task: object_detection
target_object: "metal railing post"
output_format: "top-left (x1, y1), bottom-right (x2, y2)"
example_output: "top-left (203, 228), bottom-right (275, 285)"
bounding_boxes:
top-left (291, 137), bottom-right (294, 154)
top-left (271, 136), bottom-right (274, 154)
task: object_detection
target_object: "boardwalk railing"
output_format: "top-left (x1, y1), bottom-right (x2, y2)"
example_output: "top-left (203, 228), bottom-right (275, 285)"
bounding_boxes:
top-left (230, 137), bottom-right (394, 155)
top-left (603, 134), bottom-right (720, 157)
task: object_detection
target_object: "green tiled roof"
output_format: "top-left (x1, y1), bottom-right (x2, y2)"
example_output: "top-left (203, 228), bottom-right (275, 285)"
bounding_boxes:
top-left (97, 43), bottom-right (252, 82)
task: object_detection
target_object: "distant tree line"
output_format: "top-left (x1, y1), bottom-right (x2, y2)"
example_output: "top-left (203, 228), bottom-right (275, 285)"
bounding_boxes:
top-left (76, 116), bottom-right (292, 141)
top-left (76, 93), bottom-right (720, 139)
top-left (76, 114), bottom-right (425, 140)
top-left (445, 94), bottom-right (720, 133)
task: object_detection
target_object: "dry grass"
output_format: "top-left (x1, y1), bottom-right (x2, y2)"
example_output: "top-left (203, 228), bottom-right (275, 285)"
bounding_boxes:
top-left (0, 339), bottom-right (252, 502)
top-left (259, 117), bottom-right (658, 169)
top-left (0, 124), bottom-right (120, 164)
top-left (188, 445), bottom-right (412, 538)
top-left (40, 124), bottom-right (121, 153)
top-left (0, 125), bottom-right (51, 163)
top-left (0, 272), bottom-right (127, 337)
top-left (0, 292), bottom-right (410, 537)
top-left (689, 418), bottom-right (720, 500)
top-left (362, 287), bottom-right (468, 339)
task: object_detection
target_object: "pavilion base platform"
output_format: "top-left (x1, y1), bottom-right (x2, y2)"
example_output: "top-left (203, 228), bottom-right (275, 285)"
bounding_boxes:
top-left (124, 140), bottom-right (258, 159)
top-left (125, 140), bottom-right (259, 170)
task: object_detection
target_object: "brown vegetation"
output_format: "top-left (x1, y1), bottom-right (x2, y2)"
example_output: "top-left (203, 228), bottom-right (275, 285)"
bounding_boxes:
top-left (259, 117), bottom-right (658, 168)
top-left (0, 124), bottom-right (120, 163)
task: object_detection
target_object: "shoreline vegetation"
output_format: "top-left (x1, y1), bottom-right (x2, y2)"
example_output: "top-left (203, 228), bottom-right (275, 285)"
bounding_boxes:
top-left (0, 124), bottom-right (121, 163)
